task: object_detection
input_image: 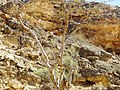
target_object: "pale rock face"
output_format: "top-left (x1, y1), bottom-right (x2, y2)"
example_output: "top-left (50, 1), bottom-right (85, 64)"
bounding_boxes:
top-left (0, 0), bottom-right (7, 5)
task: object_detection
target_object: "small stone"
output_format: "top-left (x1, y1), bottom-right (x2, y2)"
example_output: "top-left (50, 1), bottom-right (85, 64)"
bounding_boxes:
top-left (116, 80), bottom-right (120, 85)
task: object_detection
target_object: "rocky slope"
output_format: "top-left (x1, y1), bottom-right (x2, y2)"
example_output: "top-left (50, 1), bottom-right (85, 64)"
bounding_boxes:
top-left (0, 0), bottom-right (120, 90)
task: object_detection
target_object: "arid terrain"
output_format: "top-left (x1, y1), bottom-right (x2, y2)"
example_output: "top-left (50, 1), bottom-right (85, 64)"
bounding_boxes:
top-left (0, 0), bottom-right (120, 90)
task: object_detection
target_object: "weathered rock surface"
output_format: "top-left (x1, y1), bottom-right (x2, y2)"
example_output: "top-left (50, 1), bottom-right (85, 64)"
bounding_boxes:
top-left (0, 0), bottom-right (120, 90)
top-left (66, 34), bottom-right (120, 89)
top-left (0, 0), bottom-right (120, 54)
top-left (0, 0), bottom-right (65, 35)
top-left (70, 1), bottom-right (120, 54)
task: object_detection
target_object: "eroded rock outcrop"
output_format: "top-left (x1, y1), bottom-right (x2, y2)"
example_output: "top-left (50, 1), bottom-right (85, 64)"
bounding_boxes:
top-left (0, 0), bottom-right (120, 90)
top-left (0, 0), bottom-right (65, 35)
top-left (0, 0), bottom-right (119, 54)
top-left (69, 1), bottom-right (120, 54)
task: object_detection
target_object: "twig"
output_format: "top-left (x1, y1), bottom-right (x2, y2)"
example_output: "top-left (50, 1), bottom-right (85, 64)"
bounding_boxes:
top-left (20, 20), bottom-right (51, 68)
top-left (58, 1), bottom-right (69, 89)
top-left (20, 19), bottom-right (59, 89)
top-left (65, 24), bottom-right (81, 42)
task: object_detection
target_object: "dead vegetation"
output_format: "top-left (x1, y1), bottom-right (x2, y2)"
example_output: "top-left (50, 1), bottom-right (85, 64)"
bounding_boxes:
top-left (0, 0), bottom-right (120, 90)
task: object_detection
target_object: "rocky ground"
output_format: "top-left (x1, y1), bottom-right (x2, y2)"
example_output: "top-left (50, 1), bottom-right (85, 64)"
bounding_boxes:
top-left (0, 0), bottom-right (120, 90)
